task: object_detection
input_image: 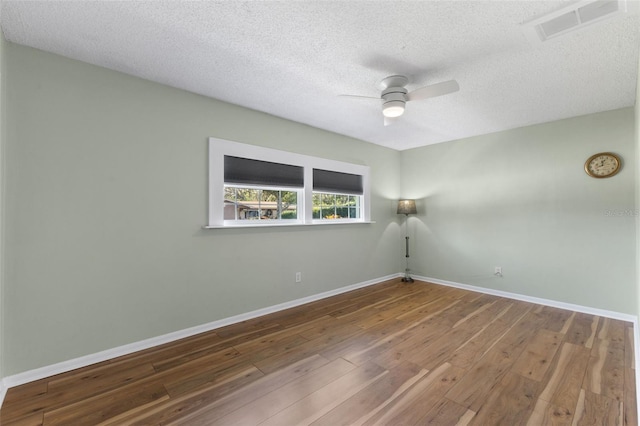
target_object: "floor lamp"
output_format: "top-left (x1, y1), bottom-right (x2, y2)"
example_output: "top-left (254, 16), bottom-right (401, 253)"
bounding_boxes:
top-left (397, 199), bottom-right (417, 283)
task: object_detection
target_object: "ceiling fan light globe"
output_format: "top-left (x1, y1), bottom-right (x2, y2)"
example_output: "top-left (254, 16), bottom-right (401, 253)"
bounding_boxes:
top-left (383, 101), bottom-right (405, 118)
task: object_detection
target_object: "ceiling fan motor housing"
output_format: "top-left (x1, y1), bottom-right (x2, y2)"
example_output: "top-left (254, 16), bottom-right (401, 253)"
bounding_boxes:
top-left (382, 87), bottom-right (408, 117)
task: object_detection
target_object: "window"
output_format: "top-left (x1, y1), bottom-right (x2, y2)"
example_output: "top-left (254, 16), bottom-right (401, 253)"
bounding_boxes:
top-left (312, 168), bottom-right (363, 221)
top-left (207, 138), bottom-right (371, 227)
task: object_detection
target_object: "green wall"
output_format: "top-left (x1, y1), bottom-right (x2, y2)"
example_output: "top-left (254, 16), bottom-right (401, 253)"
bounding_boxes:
top-left (636, 53), bottom-right (640, 323)
top-left (3, 42), bottom-right (401, 375)
top-left (2, 39), bottom-right (638, 377)
top-left (401, 109), bottom-right (637, 314)
top-left (0, 30), bottom-right (6, 384)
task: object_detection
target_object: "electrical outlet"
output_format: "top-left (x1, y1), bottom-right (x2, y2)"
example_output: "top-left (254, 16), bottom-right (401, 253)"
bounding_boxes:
top-left (295, 272), bottom-right (302, 283)
top-left (494, 266), bottom-right (502, 276)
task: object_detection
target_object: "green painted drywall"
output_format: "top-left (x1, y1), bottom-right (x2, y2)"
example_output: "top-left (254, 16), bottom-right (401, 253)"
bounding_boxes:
top-left (3, 39), bottom-right (638, 377)
top-left (636, 53), bottom-right (640, 322)
top-left (0, 32), bottom-right (6, 381)
top-left (401, 109), bottom-right (637, 314)
top-left (3, 42), bottom-right (401, 375)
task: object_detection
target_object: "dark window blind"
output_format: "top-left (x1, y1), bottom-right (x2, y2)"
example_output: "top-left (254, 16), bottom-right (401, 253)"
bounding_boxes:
top-left (313, 168), bottom-right (363, 195)
top-left (224, 156), bottom-right (304, 187)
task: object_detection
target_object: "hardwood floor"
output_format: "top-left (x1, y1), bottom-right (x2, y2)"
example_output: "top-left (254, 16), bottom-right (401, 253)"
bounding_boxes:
top-left (1, 279), bottom-right (636, 425)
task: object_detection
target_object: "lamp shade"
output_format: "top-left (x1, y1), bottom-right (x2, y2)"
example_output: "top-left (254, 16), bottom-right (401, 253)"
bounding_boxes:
top-left (397, 199), bottom-right (417, 215)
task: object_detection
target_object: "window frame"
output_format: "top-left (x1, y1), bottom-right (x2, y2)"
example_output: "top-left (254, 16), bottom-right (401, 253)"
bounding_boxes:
top-left (207, 138), bottom-right (371, 228)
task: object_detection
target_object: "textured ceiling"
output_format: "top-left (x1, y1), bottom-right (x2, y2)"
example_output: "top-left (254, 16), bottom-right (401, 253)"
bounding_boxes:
top-left (1, 1), bottom-right (639, 151)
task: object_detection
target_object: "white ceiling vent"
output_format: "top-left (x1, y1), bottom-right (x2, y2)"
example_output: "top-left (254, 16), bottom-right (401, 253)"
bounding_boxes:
top-left (523, 0), bottom-right (639, 45)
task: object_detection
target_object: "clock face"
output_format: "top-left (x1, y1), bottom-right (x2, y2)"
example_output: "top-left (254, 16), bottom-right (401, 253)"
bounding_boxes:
top-left (585, 153), bottom-right (621, 178)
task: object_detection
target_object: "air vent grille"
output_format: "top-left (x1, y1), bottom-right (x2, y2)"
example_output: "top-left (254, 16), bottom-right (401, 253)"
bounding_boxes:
top-left (522, 0), bottom-right (637, 45)
top-left (539, 11), bottom-right (581, 38)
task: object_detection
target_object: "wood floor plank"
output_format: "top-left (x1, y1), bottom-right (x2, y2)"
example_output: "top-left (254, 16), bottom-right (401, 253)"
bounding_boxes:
top-left (571, 389), bottom-right (623, 426)
top-left (538, 342), bottom-right (591, 422)
top-left (105, 330), bottom-right (224, 367)
top-left (152, 342), bottom-right (241, 373)
top-left (259, 362), bottom-right (388, 426)
top-left (449, 301), bottom-right (532, 370)
top-left (1, 411), bottom-right (44, 426)
top-left (316, 318), bottom-right (406, 362)
top-left (405, 323), bottom-right (479, 370)
top-left (364, 321), bottom-right (449, 369)
top-left (564, 313), bottom-right (599, 349)
top-left (431, 293), bottom-right (494, 328)
top-left (538, 305), bottom-right (575, 333)
top-left (467, 371), bottom-right (539, 425)
top-left (351, 362), bottom-right (456, 425)
top-left (596, 318), bottom-right (626, 348)
top-left (360, 362), bottom-right (464, 426)
top-left (134, 366), bottom-right (261, 424)
top-left (417, 397), bottom-right (475, 426)
top-left (162, 361), bottom-right (263, 398)
top-left (511, 329), bottom-right (562, 382)
top-left (527, 398), bottom-right (573, 426)
top-left (625, 324), bottom-right (635, 370)
top-left (189, 358), bottom-right (356, 425)
top-left (584, 339), bottom-right (625, 402)
top-left (298, 318), bottom-right (363, 340)
top-left (252, 325), bottom-right (363, 374)
top-left (624, 366), bottom-right (637, 426)
top-left (445, 342), bottom-right (522, 412)
top-left (123, 354), bottom-right (330, 426)
top-left (43, 381), bottom-right (169, 425)
top-left (310, 361), bottom-right (424, 426)
top-left (0, 279), bottom-right (634, 425)
top-left (498, 310), bottom-right (547, 348)
top-left (0, 382), bottom-right (48, 424)
top-left (2, 380), bottom-right (48, 405)
top-left (394, 292), bottom-right (465, 323)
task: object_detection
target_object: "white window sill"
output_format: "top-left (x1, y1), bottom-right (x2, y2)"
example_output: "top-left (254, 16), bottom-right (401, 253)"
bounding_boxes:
top-left (203, 220), bottom-right (376, 229)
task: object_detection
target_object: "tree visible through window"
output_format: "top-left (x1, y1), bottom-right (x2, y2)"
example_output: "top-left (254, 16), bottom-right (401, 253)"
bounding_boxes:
top-left (224, 187), bottom-right (298, 220)
top-left (312, 193), bottom-right (360, 220)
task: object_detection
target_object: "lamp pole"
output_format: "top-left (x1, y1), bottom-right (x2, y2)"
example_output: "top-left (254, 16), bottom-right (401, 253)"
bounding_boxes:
top-left (397, 199), bottom-right (416, 283)
top-left (402, 213), bottom-right (414, 282)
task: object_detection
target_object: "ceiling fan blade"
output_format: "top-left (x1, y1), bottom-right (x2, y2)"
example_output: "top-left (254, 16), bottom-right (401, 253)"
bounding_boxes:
top-left (339, 94), bottom-right (380, 101)
top-left (407, 80), bottom-right (459, 102)
top-left (384, 116), bottom-right (399, 126)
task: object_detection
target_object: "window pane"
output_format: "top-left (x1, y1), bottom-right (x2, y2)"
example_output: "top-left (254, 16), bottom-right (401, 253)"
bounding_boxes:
top-left (312, 193), bottom-right (322, 219)
top-left (260, 189), bottom-right (277, 219)
top-left (281, 191), bottom-right (297, 219)
top-left (312, 191), bottom-right (362, 220)
top-left (224, 186), bottom-right (299, 221)
top-left (224, 187), bottom-right (237, 220)
top-left (321, 194), bottom-right (335, 207)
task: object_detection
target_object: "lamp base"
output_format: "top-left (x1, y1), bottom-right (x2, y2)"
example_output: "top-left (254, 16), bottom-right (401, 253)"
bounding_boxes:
top-left (401, 269), bottom-right (414, 283)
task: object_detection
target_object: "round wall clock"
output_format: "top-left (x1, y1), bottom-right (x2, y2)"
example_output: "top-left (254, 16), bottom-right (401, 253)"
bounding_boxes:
top-left (584, 152), bottom-right (621, 178)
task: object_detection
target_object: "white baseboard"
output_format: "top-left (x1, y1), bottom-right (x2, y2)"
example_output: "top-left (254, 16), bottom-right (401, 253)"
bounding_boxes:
top-left (0, 380), bottom-right (6, 409)
top-left (416, 275), bottom-right (637, 322)
top-left (1, 273), bottom-right (401, 396)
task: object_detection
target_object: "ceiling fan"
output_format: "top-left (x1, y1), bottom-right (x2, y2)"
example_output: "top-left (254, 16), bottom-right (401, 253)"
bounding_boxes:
top-left (341, 75), bottom-right (459, 126)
